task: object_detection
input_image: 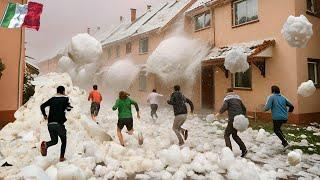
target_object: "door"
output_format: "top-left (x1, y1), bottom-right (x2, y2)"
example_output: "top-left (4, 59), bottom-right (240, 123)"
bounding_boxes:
top-left (201, 65), bottom-right (214, 109)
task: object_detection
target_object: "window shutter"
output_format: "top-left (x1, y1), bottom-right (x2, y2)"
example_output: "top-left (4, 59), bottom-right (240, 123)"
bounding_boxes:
top-left (307, 0), bottom-right (312, 11)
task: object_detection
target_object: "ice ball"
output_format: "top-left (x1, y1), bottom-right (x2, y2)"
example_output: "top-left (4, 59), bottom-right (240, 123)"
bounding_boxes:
top-left (224, 48), bottom-right (249, 74)
top-left (297, 80), bottom-right (316, 97)
top-left (233, 115), bottom-right (249, 132)
top-left (288, 150), bottom-right (302, 166)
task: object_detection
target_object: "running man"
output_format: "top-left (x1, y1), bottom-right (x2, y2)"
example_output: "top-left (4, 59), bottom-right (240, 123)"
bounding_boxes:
top-left (147, 89), bottom-right (163, 119)
top-left (264, 85), bottom-right (294, 150)
top-left (112, 91), bottom-right (142, 146)
top-left (167, 85), bottom-right (194, 146)
top-left (88, 85), bottom-right (102, 121)
top-left (40, 86), bottom-right (72, 162)
top-left (215, 88), bottom-right (247, 157)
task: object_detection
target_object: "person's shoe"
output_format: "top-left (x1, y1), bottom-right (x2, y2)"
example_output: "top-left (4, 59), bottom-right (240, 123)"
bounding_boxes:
top-left (179, 142), bottom-right (185, 146)
top-left (40, 141), bottom-right (47, 156)
top-left (184, 130), bottom-right (188, 141)
top-left (138, 132), bottom-right (144, 145)
top-left (59, 157), bottom-right (66, 162)
top-left (241, 150), bottom-right (248, 158)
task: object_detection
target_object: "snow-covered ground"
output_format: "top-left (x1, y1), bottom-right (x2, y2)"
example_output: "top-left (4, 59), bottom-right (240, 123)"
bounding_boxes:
top-left (0, 73), bottom-right (320, 180)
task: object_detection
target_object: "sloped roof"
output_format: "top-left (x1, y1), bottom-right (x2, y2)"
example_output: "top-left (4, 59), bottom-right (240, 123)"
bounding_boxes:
top-left (186, 0), bottom-right (216, 13)
top-left (203, 39), bottom-right (276, 63)
top-left (26, 56), bottom-right (40, 70)
top-left (102, 0), bottom-right (192, 46)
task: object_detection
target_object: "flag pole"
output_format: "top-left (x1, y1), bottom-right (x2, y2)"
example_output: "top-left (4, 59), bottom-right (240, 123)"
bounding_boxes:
top-left (17, 0), bottom-right (25, 107)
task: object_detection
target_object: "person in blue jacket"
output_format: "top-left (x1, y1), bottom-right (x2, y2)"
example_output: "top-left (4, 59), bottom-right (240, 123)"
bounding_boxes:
top-left (264, 86), bottom-right (294, 150)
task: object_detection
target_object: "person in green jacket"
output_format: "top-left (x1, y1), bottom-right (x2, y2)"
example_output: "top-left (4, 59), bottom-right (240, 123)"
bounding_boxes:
top-left (112, 91), bottom-right (141, 146)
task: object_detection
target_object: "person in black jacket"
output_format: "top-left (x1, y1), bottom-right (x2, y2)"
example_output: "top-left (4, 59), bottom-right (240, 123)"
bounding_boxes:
top-left (40, 86), bottom-right (72, 162)
top-left (216, 88), bottom-right (247, 157)
top-left (167, 85), bottom-right (194, 146)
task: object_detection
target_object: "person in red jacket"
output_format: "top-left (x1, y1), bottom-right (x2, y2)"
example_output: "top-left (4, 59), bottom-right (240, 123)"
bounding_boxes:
top-left (88, 85), bottom-right (102, 121)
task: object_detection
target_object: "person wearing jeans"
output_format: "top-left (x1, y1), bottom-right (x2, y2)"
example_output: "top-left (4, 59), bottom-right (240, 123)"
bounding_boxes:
top-left (147, 89), bottom-right (163, 119)
top-left (167, 85), bottom-right (194, 146)
top-left (40, 86), bottom-right (72, 162)
top-left (264, 85), bottom-right (294, 150)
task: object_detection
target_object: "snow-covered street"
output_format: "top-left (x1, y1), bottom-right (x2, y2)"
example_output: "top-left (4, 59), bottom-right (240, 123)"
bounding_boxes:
top-left (0, 73), bottom-right (319, 180)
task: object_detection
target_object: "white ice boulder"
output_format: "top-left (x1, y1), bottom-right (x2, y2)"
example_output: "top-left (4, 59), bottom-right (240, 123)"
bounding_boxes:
top-left (218, 147), bottom-right (235, 170)
top-left (57, 164), bottom-right (85, 180)
top-left (297, 80), bottom-right (316, 97)
top-left (95, 165), bottom-right (108, 177)
top-left (224, 48), bottom-right (249, 74)
top-left (70, 33), bottom-right (102, 64)
top-left (33, 156), bottom-right (55, 170)
top-left (233, 115), bottom-right (249, 132)
top-left (45, 166), bottom-right (58, 180)
top-left (159, 145), bottom-right (183, 168)
top-left (81, 115), bottom-right (112, 142)
top-left (58, 56), bottom-right (75, 71)
top-left (206, 114), bottom-right (217, 121)
top-left (288, 150), bottom-right (302, 166)
top-left (105, 59), bottom-right (139, 91)
top-left (20, 165), bottom-right (50, 180)
top-left (281, 15), bottom-right (313, 48)
top-left (256, 128), bottom-right (266, 142)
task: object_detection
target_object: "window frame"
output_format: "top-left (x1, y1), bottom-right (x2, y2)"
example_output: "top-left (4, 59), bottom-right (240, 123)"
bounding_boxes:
top-left (306, 0), bottom-right (320, 18)
top-left (308, 59), bottom-right (320, 87)
top-left (232, 0), bottom-right (259, 27)
top-left (138, 71), bottom-right (147, 91)
top-left (139, 38), bottom-right (149, 54)
top-left (232, 66), bottom-right (252, 90)
top-left (194, 11), bottom-right (211, 31)
top-left (126, 42), bottom-right (132, 54)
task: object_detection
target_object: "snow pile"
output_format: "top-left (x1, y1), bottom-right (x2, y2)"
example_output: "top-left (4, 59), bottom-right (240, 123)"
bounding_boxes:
top-left (70, 33), bottom-right (102, 64)
top-left (287, 150), bottom-right (302, 166)
top-left (57, 56), bottom-right (76, 72)
top-left (224, 48), bottom-right (249, 73)
top-left (297, 80), bottom-right (316, 97)
top-left (147, 36), bottom-right (210, 83)
top-left (105, 59), bottom-right (139, 91)
top-left (20, 165), bottom-right (50, 179)
top-left (218, 147), bottom-right (235, 169)
top-left (206, 114), bottom-right (217, 121)
top-left (281, 15), bottom-right (313, 48)
top-left (233, 115), bottom-right (249, 132)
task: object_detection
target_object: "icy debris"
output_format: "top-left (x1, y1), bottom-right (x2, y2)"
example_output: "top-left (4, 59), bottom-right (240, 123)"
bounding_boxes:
top-left (81, 116), bottom-right (112, 142)
top-left (281, 15), bottom-right (313, 48)
top-left (20, 165), bottom-right (50, 180)
top-left (288, 150), bottom-right (302, 166)
top-left (58, 56), bottom-right (75, 72)
top-left (233, 115), bottom-right (249, 132)
top-left (135, 174), bottom-right (151, 180)
top-left (57, 164), bottom-right (86, 180)
top-left (297, 80), bottom-right (316, 97)
top-left (105, 59), bottom-right (139, 91)
top-left (218, 147), bottom-right (235, 169)
top-left (114, 169), bottom-right (127, 179)
top-left (70, 33), bottom-right (102, 64)
top-left (300, 139), bottom-right (309, 146)
top-left (45, 166), bottom-right (58, 180)
top-left (159, 145), bottom-right (184, 168)
top-left (256, 129), bottom-right (266, 142)
top-left (147, 36), bottom-right (210, 83)
top-left (224, 48), bottom-right (249, 73)
top-left (300, 134), bottom-right (307, 139)
top-left (206, 114), bottom-right (216, 121)
top-left (95, 165), bottom-right (108, 177)
top-left (33, 156), bottom-right (55, 170)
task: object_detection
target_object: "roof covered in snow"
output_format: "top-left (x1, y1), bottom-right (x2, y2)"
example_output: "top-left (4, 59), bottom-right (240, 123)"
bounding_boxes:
top-left (186, 0), bottom-right (216, 13)
top-left (26, 56), bottom-right (40, 70)
top-left (204, 39), bottom-right (276, 62)
top-left (101, 0), bottom-right (192, 46)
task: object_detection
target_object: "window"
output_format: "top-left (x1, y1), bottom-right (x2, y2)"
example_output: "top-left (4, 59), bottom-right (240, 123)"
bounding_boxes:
top-left (107, 48), bottom-right (112, 59)
top-left (139, 38), bottom-right (149, 54)
top-left (139, 71), bottom-right (147, 91)
top-left (308, 59), bottom-right (319, 85)
top-left (116, 45), bottom-right (120, 57)
top-left (126, 42), bottom-right (132, 54)
top-left (233, 67), bottom-right (252, 89)
top-left (307, 0), bottom-right (320, 16)
top-left (194, 11), bottom-right (211, 31)
top-left (233, 0), bottom-right (258, 26)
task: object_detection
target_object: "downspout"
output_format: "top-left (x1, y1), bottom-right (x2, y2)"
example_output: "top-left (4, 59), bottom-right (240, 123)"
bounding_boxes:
top-left (17, 0), bottom-right (25, 107)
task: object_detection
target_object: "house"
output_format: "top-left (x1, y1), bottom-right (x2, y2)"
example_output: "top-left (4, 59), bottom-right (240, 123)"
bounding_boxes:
top-left (184, 0), bottom-right (320, 124)
top-left (0, 0), bottom-right (26, 127)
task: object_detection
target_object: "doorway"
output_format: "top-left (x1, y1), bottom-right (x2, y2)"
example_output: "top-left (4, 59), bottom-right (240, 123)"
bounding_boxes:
top-left (201, 65), bottom-right (215, 109)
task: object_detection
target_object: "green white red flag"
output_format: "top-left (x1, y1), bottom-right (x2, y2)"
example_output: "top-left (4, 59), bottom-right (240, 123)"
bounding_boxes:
top-left (0, 1), bottom-right (43, 31)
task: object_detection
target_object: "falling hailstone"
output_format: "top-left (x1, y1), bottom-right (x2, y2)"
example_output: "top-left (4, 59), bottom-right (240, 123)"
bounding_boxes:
top-left (224, 48), bottom-right (249, 74)
top-left (297, 80), bottom-right (316, 97)
top-left (281, 15), bottom-right (313, 48)
top-left (233, 114), bottom-right (249, 132)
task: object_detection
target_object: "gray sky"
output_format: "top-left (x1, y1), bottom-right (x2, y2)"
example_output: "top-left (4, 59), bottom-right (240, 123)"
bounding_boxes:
top-left (25, 0), bottom-right (167, 62)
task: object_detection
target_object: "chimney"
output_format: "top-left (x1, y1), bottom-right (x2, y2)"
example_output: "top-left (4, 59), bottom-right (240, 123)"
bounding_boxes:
top-left (87, 27), bottom-right (91, 34)
top-left (130, 8), bottom-right (137, 22)
top-left (147, 5), bottom-right (152, 10)
top-left (120, 16), bottom-right (123, 22)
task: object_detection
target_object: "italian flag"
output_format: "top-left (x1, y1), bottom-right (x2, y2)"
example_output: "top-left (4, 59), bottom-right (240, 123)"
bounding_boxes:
top-left (0, 2), bottom-right (28, 28)
top-left (0, 2), bottom-right (43, 30)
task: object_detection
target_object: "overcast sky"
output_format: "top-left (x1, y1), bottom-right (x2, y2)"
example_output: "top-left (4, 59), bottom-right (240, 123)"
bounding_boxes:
top-left (25, 0), bottom-right (167, 62)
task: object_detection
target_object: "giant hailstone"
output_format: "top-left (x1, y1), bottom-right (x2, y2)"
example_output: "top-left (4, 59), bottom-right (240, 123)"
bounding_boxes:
top-left (146, 36), bottom-right (210, 83)
top-left (58, 56), bottom-right (76, 71)
top-left (70, 33), bottom-right (103, 64)
top-left (224, 48), bottom-right (249, 73)
top-left (287, 150), bottom-right (302, 166)
top-left (281, 15), bottom-right (313, 48)
top-left (297, 80), bottom-right (316, 97)
top-left (233, 114), bottom-right (249, 132)
top-left (105, 59), bottom-right (139, 91)
top-left (218, 147), bottom-right (235, 170)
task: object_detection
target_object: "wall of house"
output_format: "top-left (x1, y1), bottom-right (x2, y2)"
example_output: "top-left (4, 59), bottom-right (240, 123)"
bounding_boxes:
top-left (207, 0), bottom-right (305, 122)
top-left (294, 0), bottom-right (320, 123)
top-left (38, 55), bottom-right (60, 74)
top-left (0, 0), bottom-right (26, 126)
